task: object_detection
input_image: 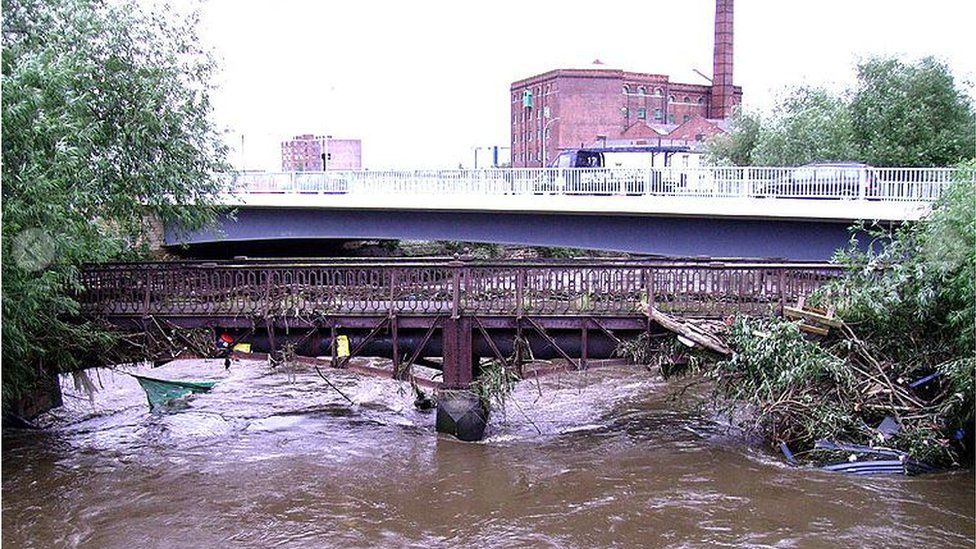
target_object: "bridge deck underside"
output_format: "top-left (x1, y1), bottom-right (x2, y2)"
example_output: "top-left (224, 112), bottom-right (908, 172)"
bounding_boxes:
top-left (166, 208), bottom-right (873, 261)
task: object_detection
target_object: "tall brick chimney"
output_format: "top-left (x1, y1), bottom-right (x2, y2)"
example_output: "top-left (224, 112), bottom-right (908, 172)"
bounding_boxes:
top-left (710, 0), bottom-right (734, 119)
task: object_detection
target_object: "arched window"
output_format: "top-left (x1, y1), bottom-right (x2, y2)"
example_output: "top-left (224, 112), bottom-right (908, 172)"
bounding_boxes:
top-left (637, 86), bottom-right (646, 95)
top-left (697, 97), bottom-right (704, 104)
top-left (622, 85), bottom-right (630, 94)
top-left (654, 87), bottom-right (663, 96)
top-left (683, 96), bottom-right (690, 103)
top-left (668, 95), bottom-right (675, 103)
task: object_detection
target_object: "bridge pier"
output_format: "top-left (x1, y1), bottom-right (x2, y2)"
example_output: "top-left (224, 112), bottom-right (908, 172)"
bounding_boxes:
top-left (435, 317), bottom-right (489, 441)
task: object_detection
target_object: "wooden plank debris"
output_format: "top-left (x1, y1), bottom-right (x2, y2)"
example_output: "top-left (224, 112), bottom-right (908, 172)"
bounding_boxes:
top-left (649, 307), bottom-right (731, 356)
top-left (784, 296), bottom-right (841, 335)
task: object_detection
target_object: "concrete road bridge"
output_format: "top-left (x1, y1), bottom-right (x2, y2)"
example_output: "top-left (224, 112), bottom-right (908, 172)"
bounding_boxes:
top-left (81, 258), bottom-right (842, 440)
top-left (166, 166), bottom-right (965, 261)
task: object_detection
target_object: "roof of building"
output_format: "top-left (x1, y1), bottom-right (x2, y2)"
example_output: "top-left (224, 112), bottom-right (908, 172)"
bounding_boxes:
top-left (666, 116), bottom-right (731, 142)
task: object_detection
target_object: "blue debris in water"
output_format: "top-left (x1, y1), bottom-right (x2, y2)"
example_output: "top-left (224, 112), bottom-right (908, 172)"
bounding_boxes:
top-left (814, 439), bottom-right (935, 476)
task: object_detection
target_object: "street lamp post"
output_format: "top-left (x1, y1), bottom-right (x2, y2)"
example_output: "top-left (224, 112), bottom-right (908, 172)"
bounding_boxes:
top-left (541, 116), bottom-right (560, 167)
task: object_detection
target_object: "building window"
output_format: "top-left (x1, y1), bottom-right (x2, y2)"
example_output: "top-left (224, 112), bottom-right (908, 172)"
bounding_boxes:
top-left (637, 86), bottom-right (646, 95)
top-left (654, 87), bottom-right (663, 96)
top-left (697, 97), bottom-right (704, 104)
top-left (654, 109), bottom-right (662, 121)
top-left (683, 96), bottom-right (690, 103)
top-left (545, 128), bottom-right (551, 139)
top-left (668, 95), bottom-right (675, 103)
top-left (622, 107), bottom-right (629, 118)
top-left (622, 85), bottom-right (630, 94)
top-left (683, 115), bottom-right (691, 123)
top-left (637, 108), bottom-right (647, 119)
top-left (668, 114), bottom-right (675, 124)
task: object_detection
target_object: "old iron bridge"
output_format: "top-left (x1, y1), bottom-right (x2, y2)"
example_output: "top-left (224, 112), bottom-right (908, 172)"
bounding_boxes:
top-left (80, 258), bottom-right (842, 440)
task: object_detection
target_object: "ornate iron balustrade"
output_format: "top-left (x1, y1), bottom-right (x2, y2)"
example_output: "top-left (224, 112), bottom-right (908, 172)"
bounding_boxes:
top-left (79, 260), bottom-right (845, 319)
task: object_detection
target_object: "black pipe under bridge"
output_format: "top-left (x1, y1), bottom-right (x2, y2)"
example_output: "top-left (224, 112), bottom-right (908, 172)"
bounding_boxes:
top-left (79, 258), bottom-right (843, 440)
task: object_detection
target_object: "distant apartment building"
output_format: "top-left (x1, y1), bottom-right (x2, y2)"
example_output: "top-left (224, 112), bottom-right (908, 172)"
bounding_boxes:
top-left (281, 134), bottom-right (362, 171)
top-left (510, 0), bottom-right (741, 167)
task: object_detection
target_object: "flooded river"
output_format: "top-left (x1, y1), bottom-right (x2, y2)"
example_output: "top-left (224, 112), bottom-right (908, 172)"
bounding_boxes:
top-left (3, 359), bottom-right (973, 548)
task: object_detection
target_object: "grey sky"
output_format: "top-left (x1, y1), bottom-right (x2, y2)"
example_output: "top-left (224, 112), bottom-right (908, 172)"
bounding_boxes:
top-left (198, 1), bottom-right (976, 171)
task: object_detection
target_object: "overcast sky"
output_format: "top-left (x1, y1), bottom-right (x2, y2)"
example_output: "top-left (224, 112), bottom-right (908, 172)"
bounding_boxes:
top-left (196, 1), bottom-right (976, 171)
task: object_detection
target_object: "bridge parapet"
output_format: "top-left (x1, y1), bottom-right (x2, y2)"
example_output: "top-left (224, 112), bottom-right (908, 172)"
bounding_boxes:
top-left (226, 166), bottom-right (963, 202)
top-left (80, 259), bottom-right (844, 320)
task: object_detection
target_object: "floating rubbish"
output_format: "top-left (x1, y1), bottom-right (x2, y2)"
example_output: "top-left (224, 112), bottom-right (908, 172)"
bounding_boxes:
top-left (132, 374), bottom-right (217, 411)
top-left (814, 439), bottom-right (935, 476)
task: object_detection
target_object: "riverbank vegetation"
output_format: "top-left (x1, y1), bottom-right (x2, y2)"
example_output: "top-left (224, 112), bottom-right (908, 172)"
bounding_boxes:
top-left (2, 0), bottom-right (227, 411)
top-left (708, 56), bottom-right (975, 167)
top-left (642, 174), bottom-right (975, 467)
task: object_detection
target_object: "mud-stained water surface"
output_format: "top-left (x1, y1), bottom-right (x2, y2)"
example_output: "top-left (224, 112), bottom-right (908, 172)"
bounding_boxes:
top-left (2, 358), bottom-right (973, 548)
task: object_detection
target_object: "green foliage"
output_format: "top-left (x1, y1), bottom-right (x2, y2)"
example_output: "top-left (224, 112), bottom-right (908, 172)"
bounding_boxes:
top-left (705, 111), bottom-right (762, 167)
top-left (820, 170), bottom-right (974, 355)
top-left (472, 360), bottom-right (520, 412)
top-left (2, 0), bottom-right (228, 408)
top-left (706, 176), bottom-right (975, 465)
top-left (750, 87), bottom-right (858, 166)
top-left (718, 317), bottom-right (861, 447)
top-left (851, 57), bottom-right (976, 167)
top-left (708, 55), bottom-right (975, 167)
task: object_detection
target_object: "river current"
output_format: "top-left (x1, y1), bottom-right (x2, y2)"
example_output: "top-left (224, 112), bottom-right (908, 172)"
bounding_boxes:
top-left (2, 358), bottom-right (973, 548)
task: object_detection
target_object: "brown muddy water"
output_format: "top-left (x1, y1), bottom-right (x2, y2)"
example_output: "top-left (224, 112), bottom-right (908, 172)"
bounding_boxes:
top-left (2, 358), bottom-right (974, 548)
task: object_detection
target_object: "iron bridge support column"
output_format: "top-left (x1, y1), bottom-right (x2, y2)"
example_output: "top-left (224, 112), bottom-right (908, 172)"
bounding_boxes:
top-left (435, 316), bottom-right (489, 441)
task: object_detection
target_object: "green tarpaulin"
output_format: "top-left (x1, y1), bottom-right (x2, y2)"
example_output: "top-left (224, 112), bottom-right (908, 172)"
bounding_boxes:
top-left (132, 374), bottom-right (217, 411)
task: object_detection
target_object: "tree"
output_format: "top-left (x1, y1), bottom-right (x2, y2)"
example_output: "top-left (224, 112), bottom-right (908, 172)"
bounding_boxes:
top-left (751, 87), bottom-right (858, 166)
top-left (705, 111), bottom-right (762, 166)
top-left (850, 56), bottom-right (976, 167)
top-left (1, 0), bottom-right (228, 409)
top-left (707, 56), bottom-right (976, 167)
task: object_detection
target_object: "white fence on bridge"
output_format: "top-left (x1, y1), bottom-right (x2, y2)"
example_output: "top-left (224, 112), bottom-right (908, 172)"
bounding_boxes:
top-left (227, 166), bottom-right (967, 202)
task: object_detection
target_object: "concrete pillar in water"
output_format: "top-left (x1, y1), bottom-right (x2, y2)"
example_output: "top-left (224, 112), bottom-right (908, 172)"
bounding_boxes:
top-left (436, 316), bottom-right (489, 441)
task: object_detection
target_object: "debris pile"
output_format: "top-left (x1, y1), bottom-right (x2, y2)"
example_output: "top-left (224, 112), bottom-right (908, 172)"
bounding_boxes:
top-left (644, 303), bottom-right (972, 472)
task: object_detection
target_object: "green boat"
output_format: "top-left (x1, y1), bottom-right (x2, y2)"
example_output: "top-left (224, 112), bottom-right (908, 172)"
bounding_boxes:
top-left (132, 374), bottom-right (217, 411)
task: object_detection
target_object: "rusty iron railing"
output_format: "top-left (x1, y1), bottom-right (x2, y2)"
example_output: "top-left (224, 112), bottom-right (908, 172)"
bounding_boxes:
top-left (78, 259), bottom-right (845, 319)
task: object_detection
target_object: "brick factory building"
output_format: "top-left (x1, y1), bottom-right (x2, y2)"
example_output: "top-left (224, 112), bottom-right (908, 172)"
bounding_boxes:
top-left (281, 134), bottom-right (362, 171)
top-left (510, 0), bottom-right (741, 167)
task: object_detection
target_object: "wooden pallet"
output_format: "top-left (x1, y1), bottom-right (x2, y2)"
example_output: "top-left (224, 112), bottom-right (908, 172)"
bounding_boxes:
top-left (783, 296), bottom-right (841, 336)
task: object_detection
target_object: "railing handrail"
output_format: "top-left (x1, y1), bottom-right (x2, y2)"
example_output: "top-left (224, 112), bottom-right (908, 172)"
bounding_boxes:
top-left (78, 260), bottom-right (847, 319)
top-left (82, 259), bottom-right (845, 271)
top-left (220, 166), bottom-right (970, 204)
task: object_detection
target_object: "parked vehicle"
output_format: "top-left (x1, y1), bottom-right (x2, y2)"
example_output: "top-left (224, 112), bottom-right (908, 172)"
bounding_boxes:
top-left (544, 146), bottom-right (697, 194)
top-left (757, 162), bottom-right (879, 199)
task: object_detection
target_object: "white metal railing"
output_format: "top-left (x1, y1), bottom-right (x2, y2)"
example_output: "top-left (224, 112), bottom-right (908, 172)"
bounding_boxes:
top-left (225, 167), bottom-right (969, 202)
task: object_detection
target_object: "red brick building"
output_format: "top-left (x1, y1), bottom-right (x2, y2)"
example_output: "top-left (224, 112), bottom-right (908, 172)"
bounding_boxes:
top-left (281, 134), bottom-right (362, 171)
top-left (510, 0), bottom-right (741, 167)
